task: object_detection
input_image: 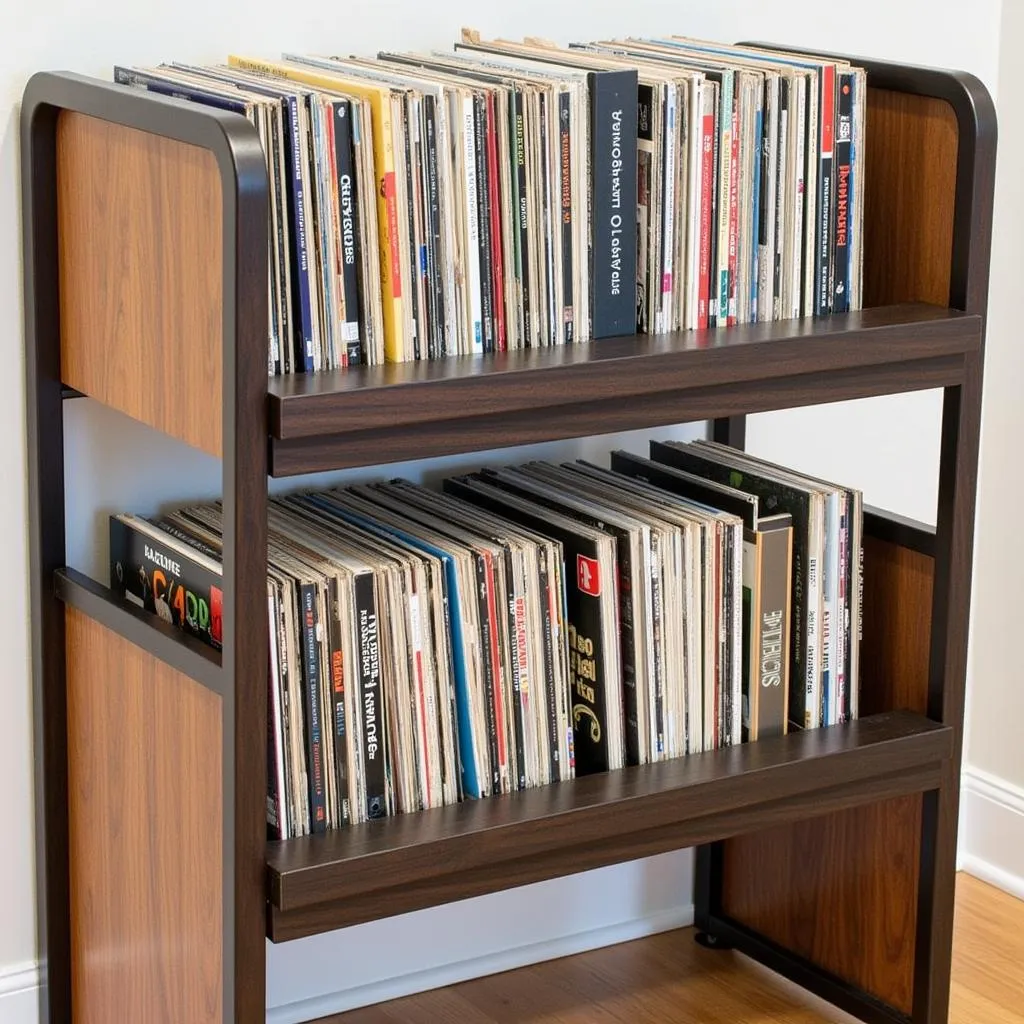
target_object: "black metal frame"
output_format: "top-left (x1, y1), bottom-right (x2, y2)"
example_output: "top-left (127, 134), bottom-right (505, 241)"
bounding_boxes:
top-left (21, 72), bottom-right (269, 1023)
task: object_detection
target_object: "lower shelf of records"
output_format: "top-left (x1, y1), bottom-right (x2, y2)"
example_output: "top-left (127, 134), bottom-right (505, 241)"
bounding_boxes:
top-left (108, 439), bottom-right (862, 840)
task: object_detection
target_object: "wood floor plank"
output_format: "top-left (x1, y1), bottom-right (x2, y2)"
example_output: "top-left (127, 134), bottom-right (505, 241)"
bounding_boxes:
top-left (950, 875), bottom-right (1024, 1024)
top-left (322, 874), bottom-right (1021, 1023)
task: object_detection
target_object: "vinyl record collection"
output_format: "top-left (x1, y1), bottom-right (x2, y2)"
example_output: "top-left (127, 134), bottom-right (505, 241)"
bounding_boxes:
top-left (110, 442), bottom-right (863, 838)
top-left (113, 32), bottom-right (865, 375)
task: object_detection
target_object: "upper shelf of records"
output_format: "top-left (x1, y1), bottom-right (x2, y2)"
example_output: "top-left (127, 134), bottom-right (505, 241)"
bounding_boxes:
top-left (110, 33), bottom-right (876, 380)
top-left (35, 30), bottom-right (984, 475)
top-left (268, 303), bottom-right (980, 474)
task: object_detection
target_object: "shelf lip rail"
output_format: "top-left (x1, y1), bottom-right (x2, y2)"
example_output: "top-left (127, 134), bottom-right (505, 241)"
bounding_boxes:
top-left (267, 710), bottom-right (951, 916)
top-left (54, 568), bottom-right (226, 696)
top-left (268, 304), bottom-right (982, 442)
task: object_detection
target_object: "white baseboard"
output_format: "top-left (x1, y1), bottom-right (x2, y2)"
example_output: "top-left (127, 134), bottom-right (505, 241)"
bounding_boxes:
top-left (0, 961), bottom-right (41, 1023)
top-left (266, 902), bottom-right (694, 1024)
top-left (960, 766), bottom-right (1024, 901)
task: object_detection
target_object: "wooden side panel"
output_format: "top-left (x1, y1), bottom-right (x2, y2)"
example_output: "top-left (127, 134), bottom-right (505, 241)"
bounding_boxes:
top-left (722, 796), bottom-right (921, 1014)
top-left (864, 88), bottom-right (958, 307)
top-left (719, 532), bottom-right (935, 1015)
top-left (860, 536), bottom-right (934, 716)
top-left (66, 608), bottom-right (223, 1024)
top-left (56, 111), bottom-right (223, 457)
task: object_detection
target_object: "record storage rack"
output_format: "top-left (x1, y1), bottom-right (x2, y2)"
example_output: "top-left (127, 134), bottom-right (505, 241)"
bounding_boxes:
top-left (22, 44), bottom-right (995, 1024)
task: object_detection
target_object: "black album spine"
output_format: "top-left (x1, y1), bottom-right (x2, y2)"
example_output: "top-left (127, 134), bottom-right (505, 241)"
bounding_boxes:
top-left (109, 516), bottom-right (224, 651)
top-left (354, 571), bottom-right (388, 819)
top-left (590, 69), bottom-right (638, 338)
top-left (331, 99), bottom-right (363, 366)
top-left (299, 582), bottom-right (327, 833)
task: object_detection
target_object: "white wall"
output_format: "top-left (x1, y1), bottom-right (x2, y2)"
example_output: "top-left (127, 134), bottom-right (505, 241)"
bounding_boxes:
top-left (958, 0), bottom-right (1024, 899)
top-left (0, 2), bottom-right (1004, 1021)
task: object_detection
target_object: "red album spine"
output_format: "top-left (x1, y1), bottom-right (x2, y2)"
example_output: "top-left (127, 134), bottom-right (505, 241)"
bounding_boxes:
top-left (698, 112), bottom-right (715, 330)
top-left (727, 97), bottom-right (740, 327)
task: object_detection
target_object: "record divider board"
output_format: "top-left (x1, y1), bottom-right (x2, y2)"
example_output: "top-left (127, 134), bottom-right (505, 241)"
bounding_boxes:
top-left (21, 46), bottom-right (995, 1024)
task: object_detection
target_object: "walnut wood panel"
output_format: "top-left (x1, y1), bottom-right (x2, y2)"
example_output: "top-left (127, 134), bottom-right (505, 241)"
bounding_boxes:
top-left (864, 89), bottom-right (958, 307)
top-left (721, 796), bottom-right (922, 1015)
top-left (860, 535), bottom-right (935, 716)
top-left (717, 535), bottom-right (934, 1017)
top-left (66, 608), bottom-right (223, 1023)
top-left (56, 111), bottom-right (223, 456)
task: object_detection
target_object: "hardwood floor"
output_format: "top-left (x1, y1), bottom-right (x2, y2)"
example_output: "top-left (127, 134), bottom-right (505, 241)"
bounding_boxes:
top-left (324, 875), bottom-right (1023, 1023)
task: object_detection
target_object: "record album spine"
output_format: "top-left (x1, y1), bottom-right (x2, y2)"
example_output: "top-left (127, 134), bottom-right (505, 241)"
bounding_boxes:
top-left (272, 584), bottom-right (295, 837)
top-left (726, 80), bottom-right (740, 326)
top-left (537, 547), bottom-right (562, 782)
top-left (326, 578), bottom-right (350, 826)
top-left (752, 97), bottom-right (766, 322)
top-left (400, 100), bottom-right (421, 362)
top-left (832, 70), bottom-right (853, 314)
top-left (836, 498), bottom-right (849, 722)
top-left (506, 563), bottom-right (528, 791)
top-left (815, 64), bottom-right (836, 315)
top-left (461, 96), bottom-right (485, 353)
top-left (476, 554), bottom-right (503, 793)
top-left (299, 583), bottom-right (327, 832)
top-left (773, 79), bottom-right (789, 321)
top-left (512, 88), bottom-right (533, 348)
top-left (698, 100), bottom-right (715, 330)
top-left (755, 523), bottom-right (792, 739)
top-left (486, 91), bottom-right (508, 352)
top-left (617, 542), bottom-right (641, 767)
top-left (423, 96), bottom-right (446, 358)
top-left (109, 516), bottom-right (224, 651)
top-left (559, 90), bottom-right (575, 343)
top-left (474, 95), bottom-right (495, 352)
top-left (283, 94), bottom-right (316, 371)
top-left (267, 591), bottom-right (287, 838)
top-left (331, 99), bottom-right (363, 365)
top-left (567, 588), bottom-right (611, 775)
top-left (151, 518), bottom-right (223, 562)
top-left (647, 534), bottom-right (666, 758)
top-left (589, 69), bottom-right (638, 338)
top-left (355, 572), bottom-right (388, 819)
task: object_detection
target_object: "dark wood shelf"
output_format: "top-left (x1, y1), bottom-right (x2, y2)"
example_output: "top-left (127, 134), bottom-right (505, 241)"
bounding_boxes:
top-left (265, 710), bottom-right (951, 942)
top-left (267, 304), bottom-right (980, 475)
